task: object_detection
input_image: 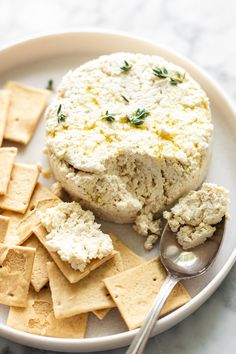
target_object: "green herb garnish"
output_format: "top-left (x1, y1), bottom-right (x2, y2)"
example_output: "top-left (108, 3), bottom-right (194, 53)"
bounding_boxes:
top-left (121, 95), bottom-right (129, 103)
top-left (46, 79), bottom-right (54, 91)
top-left (57, 104), bottom-right (66, 123)
top-left (152, 67), bottom-right (169, 79)
top-left (102, 110), bottom-right (116, 122)
top-left (120, 60), bottom-right (132, 72)
top-left (127, 108), bottom-right (150, 126)
top-left (153, 67), bottom-right (185, 86)
top-left (170, 72), bottom-right (186, 86)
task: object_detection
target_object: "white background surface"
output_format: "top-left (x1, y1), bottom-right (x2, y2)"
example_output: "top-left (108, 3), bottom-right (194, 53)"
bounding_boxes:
top-left (0, 1), bottom-right (236, 353)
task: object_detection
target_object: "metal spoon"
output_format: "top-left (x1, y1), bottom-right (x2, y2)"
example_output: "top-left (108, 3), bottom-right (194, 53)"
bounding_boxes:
top-left (126, 218), bottom-right (225, 354)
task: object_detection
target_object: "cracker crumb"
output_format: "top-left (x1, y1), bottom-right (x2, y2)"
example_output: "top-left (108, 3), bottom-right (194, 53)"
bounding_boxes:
top-left (42, 169), bottom-right (52, 179)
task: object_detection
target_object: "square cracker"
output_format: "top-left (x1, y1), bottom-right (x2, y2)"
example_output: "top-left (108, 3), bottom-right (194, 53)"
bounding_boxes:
top-left (4, 81), bottom-right (50, 144)
top-left (26, 183), bottom-right (59, 214)
top-left (17, 198), bottom-right (60, 245)
top-left (0, 244), bottom-right (35, 307)
top-left (1, 210), bottom-right (24, 245)
top-left (109, 233), bottom-right (144, 270)
top-left (0, 163), bottom-right (40, 214)
top-left (47, 252), bottom-right (123, 319)
top-left (0, 90), bottom-right (11, 146)
top-left (93, 234), bottom-right (144, 320)
top-left (104, 257), bottom-right (191, 330)
top-left (34, 224), bottom-right (117, 284)
top-left (3, 185), bottom-right (59, 245)
top-left (0, 215), bottom-right (10, 243)
top-left (23, 235), bottom-right (52, 292)
top-left (0, 147), bottom-right (17, 195)
top-left (7, 287), bottom-right (88, 338)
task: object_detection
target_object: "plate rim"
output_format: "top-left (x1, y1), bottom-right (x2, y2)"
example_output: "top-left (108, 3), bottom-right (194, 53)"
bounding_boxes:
top-left (0, 29), bottom-right (236, 352)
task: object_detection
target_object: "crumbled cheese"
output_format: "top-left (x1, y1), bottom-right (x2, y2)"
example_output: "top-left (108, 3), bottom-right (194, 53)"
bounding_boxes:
top-left (37, 201), bottom-right (114, 271)
top-left (163, 183), bottom-right (228, 249)
top-left (144, 234), bottom-right (159, 251)
top-left (45, 53), bottom-right (213, 242)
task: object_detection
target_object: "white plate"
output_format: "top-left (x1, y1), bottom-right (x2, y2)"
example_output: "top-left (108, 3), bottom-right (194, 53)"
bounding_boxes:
top-left (0, 30), bottom-right (236, 353)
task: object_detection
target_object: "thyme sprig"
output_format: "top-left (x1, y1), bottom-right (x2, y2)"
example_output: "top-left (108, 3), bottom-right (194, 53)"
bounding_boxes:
top-left (120, 60), bottom-right (132, 72)
top-left (127, 108), bottom-right (150, 126)
top-left (152, 67), bottom-right (169, 79)
top-left (102, 110), bottom-right (116, 122)
top-left (57, 104), bottom-right (66, 123)
top-left (170, 72), bottom-right (186, 86)
top-left (46, 79), bottom-right (54, 91)
top-left (121, 95), bottom-right (129, 103)
top-left (153, 66), bottom-right (185, 86)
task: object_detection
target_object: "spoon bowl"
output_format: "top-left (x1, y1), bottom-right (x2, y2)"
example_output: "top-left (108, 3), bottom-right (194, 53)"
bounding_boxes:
top-left (160, 217), bottom-right (225, 278)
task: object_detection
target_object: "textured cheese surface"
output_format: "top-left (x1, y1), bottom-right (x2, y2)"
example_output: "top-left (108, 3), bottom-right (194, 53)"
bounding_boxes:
top-left (37, 201), bottom-right (113, 271)
top-left (45, 53), bottom-right (213, 236)
top-left (164, 183), bottom-right (228, 249)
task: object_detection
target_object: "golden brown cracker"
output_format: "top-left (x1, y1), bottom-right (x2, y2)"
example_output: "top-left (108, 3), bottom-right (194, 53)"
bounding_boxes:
top-left (0, 90), bottom-right (10, 145)
top-left (110, 233), bottom-right (144, 269)
top-left (3, 186), bottom-right (59, 246)
top-left (93, 308), bottom-right (110, 321)
top-left (27, 183), bottom-right (59, 214)
top-left (0, 163), bottom-right (40, 214)
top-left (0, 147), bottom-right (17, 195)
top-left (1, 210), bottom-right (23, 245)
top-left (4, 81), bottom-right (50, 144)
top-left (17, 198), bottom-right (59, 245)
top-left (93, 234), bottom-right (144, 320)
top-left (7, 287), bottom-right (88, 338)
top-left (47, 253), bottom-right (123, 319)
top-left (0, 244), bottom-right (35, 307)
top-left (23, 235), bottom-right (52, 292)
top-left (104, 257), bottom-right (191, 330)
top-left (0, 215), bottom-right (10, 242)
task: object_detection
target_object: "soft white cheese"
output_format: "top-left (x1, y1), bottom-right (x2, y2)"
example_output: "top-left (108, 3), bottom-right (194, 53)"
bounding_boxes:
top-left (37, 201), bottom-right (114, 271)
top-left (45, 53), bottom-right (213, 241)
top-left (163, 183), bottom-right (228, 249)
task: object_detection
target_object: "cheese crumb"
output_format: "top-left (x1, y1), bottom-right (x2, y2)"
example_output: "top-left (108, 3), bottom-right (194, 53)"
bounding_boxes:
top-left (163, 183), bottom-right (228, 249)
top-left (144, 234), bottom-right (159, 251)
top-left (37, 201), bottom-right (114, 271)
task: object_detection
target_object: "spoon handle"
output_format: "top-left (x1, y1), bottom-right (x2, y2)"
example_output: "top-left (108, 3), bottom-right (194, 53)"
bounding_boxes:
top-left (126, 274), bottom-right (179, 354)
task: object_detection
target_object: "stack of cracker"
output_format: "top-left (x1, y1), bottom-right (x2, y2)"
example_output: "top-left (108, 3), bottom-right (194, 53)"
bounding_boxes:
top-left (0, 80), bottom-right (191, 339)
top-left (0, 177), bottom-right (191, 338)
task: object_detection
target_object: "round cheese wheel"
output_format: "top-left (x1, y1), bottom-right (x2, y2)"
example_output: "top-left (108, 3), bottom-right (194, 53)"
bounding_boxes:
top-left (45, 53), bottom-right (212, 236)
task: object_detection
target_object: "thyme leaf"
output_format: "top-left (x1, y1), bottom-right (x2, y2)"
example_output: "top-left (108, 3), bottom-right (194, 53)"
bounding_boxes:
top-left (46, 79), bottom-right (54, 91)
top-left (120, 60), bottom-right (132, 72)
top-left (102, 110), bottom-right (116, 122)
top-left (57, 104), bottom-right (66, 123)
top-left (153, 67), bottom-right (185, 86)
top-left (127, 108), bottom-right (150, 126)
top-left (170, 72), bottom-right (186, 85)
top-left (121, 95), bottom-right (129, 103)
top-left (152, 67), bottom-right (169, 79)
